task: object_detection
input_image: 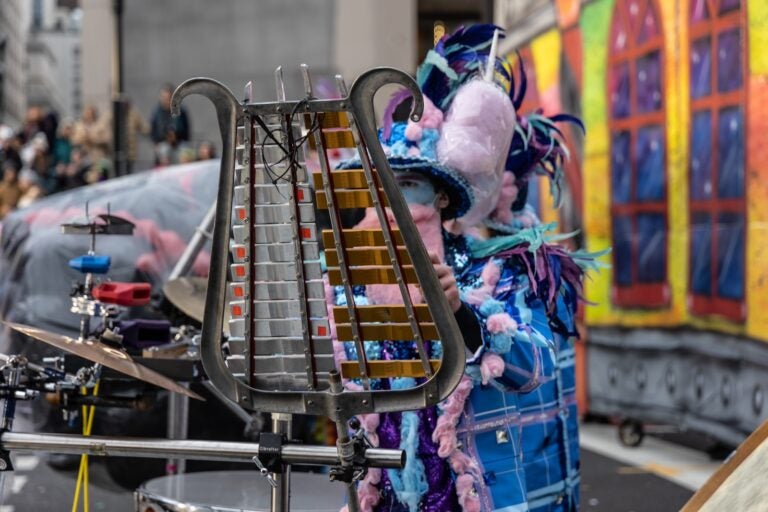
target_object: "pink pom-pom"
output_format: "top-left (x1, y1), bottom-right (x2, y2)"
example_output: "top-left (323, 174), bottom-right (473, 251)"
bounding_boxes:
top-left (404, 122), bottom-right (423, 141)
top-left (421, 97), bottom-right (444, 129)
top-left (480, 353), bottom-right (505, 385)
top-left (480, 260), bottom-right (501, 288)
top-left (462, 496), bottom-right (481, 512)
top-left (449, 451), bottom-right (477, 475)
top-left (486, 312), bottom-right (517, 334)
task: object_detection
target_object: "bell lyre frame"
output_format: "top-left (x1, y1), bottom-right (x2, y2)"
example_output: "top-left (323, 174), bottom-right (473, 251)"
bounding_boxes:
top-left (171, 67), bottom-right (466, 424)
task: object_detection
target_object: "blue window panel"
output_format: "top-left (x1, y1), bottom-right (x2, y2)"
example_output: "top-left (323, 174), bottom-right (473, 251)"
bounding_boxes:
top-left (717, 212), bottom-right (745, 300)
top-left (636, 213), bottom-right (666, 283)
top-left (612, 215), bottom-right (633, 286)
top-left (636, 51), bottom-right (663, 113)
top-left (717, 28), bottom-right (743, 93)
top-left (636, 125), bottom-right (665, 201)
top-left (690, 110), bottom-right (713, 200)
top-left (719, 0), bottom-right (741, 15)
top-left (690, 212), bottom-right (712, 295)
top-left (717, 107), bottom-right (744, 199)
top-left (610, 63), bottom-right (631, 119)
top-left (611, 131), bottom-right (632, 204)
top-left (690, 37), bottom-right (711, 99)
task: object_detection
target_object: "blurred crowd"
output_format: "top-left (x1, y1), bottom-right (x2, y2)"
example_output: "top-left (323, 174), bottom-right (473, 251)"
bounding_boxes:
top-left (0, 84), bottom-right (217, 220)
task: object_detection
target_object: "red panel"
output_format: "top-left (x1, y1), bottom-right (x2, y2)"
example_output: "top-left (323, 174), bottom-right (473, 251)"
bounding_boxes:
top-left (690, 295), bottom-right (746, 322)
top-left (612, 283), bottom-right (669, 308)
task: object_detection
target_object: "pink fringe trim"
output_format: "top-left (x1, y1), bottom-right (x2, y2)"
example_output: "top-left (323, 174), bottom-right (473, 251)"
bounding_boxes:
top-left (486, 312), bottom-right (517, 334)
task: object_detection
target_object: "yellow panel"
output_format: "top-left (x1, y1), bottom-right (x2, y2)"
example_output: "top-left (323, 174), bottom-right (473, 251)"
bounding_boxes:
top-left (340, 360), bottom-right (440, 379)
top-left (325, 247), bottom-right (411, 267)
top-left (529, 29), bottom-right (562, 92)
top-left (316, 189), bottom-right (386, 209)
top-left (322, 229), bottom-right (403, 249)
top-left (749, 0), bottom-right (768, 75)
top-left (327, 266), bottom-right (419, 286)
top-left (333, 304), bottom-right (432, 324)
top-left (336, 323), bottom-right (438, 341)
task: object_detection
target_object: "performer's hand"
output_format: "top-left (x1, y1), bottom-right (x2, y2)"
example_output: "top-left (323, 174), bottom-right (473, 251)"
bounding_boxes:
top-left (429, 252), bottom-right (461, 312)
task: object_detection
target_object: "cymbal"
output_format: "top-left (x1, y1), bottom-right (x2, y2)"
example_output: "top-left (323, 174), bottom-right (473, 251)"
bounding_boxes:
top-left (163, 277), bottom-right (208, 324)
top-left (163, 277), bottom-right (230, 335)
top-left (5, 322), bottom-right (203, 401)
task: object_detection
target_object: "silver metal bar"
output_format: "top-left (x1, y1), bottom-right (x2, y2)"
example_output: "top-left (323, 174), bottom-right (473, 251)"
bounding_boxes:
top-left (168, 202), bottom-right (216, 281)
top-left (0, 432), bottom-right (405, 468)
top-left (312, 74), bottom-right (370, 389)
top-left (166, 386), bottom-right (189, 474)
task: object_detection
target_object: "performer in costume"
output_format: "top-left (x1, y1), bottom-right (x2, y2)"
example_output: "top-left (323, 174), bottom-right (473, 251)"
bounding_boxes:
top-left (462, 59), bottom-right (605, 511)
top-left (328, 25), bottom-right (563, 512)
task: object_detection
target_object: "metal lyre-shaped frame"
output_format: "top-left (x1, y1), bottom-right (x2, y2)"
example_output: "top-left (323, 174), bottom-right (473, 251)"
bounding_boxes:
top-left (171, 66), bottom-right (465, 424)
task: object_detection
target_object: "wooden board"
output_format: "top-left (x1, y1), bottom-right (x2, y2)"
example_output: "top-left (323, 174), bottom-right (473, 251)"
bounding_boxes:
top-left (682, 419), bottom-right (768, 511)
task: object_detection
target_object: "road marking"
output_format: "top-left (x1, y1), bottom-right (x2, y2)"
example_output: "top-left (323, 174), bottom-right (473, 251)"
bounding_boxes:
top-left (9, 477), bottom-right (26, 495)
top-left (580, 423), bottom-right (721, 491)
top-left (12, 456), bottom-right (37, 472)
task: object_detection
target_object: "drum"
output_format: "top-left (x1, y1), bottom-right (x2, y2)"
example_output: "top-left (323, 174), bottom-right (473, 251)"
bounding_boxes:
top-left (135, 470), bottom-right (345, 512)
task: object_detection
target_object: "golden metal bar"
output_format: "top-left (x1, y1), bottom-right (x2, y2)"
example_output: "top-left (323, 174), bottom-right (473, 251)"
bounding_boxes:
top-left (325, 247), bottom-right (411, 267)
top-left (333, 304), bottom-right (431, 324)
top-left (316, 189), bottom-right (387, 209)
top-left (322, 229), bottom-right (404, 249)
top-left (311, 169), bottom-right (377, 190)
top-left (308, 129), bottom-right (356, 150)
top-left (327, 266), bottom-right (419, 286)
top-left (336, 323), bottom-right (439, 341)
top-left (340, 360), bottom-right (441, 379)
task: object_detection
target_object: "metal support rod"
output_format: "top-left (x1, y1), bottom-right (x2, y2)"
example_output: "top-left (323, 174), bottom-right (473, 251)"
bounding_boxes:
top-left (270, 413), bottom-right (292, 512)
top-left (168, 202), bottom-right (217, 280)
top-left (330, 372), bottom-right (359, 512)
top-left (0, 432), bottom-right (405, 468)
top-left (166, 387), bottom-right (189, 475)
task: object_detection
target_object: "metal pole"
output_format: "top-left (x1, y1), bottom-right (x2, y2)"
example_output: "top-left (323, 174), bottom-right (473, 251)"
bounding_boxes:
top-left (0, 432), bottom-right (405, 468)
top-left (111, 0), bottom-right (127, 177)
top-left (330, 372), bottom-right (360, 512)
top-left (270, 413), bottom-right (292, 512)
top-left (165, 387), bottom-right (189, 475)
top-left (168, 202), bottom-right (216, 280)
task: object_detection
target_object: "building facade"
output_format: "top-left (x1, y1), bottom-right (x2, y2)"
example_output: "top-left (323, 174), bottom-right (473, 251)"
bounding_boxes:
top-left (496, 0), bottom-right (768, 447)
top-left (0, 0), bottom-right (30, 126)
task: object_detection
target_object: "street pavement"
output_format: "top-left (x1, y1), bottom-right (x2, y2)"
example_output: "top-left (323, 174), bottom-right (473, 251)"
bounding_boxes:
top-left (0, 422), bottom-right (722, 511)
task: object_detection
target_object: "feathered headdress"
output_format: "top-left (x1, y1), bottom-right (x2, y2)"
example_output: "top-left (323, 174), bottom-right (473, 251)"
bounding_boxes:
top-left (383, 25), bottom-right (520, 227)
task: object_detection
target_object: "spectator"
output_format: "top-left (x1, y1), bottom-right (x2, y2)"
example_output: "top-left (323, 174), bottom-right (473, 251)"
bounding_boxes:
top-left (178, 146), bottom-right (197, 164)
top-left (16, 169), bottom-right (44, 209)
top-left (151, 84), bottom-right (190, 164)
top-left (196, 141), bottom-right (216, 160)
top-left (71, 105), bottom-right (111, 171)
top-left (0, 162), bottom-right (22, 219)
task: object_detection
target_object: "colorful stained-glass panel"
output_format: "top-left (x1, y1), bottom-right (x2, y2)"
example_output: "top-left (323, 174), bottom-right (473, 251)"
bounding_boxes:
top-left (611, 131), bottom-right (632, 204)
top-left (611, 12), bottom-right (629, 51)
top-left (717, 106), bottom-right (744, 199)
top-left (637, 1), bottom-right (659, 43)
top-left (690, 212), bottom-right (712, 295)
top-left (719, 0), bottom-right (740, 14)
top-left (690, 37), bottom-right (712, 99)
top-left (636, 51), bottom-right (662, 113)
top-left (690, 110), bottom-right (713, 200)
top-left (612, 215), bottom-right (633, 286)
top-left (636, 125), bottom-right (665, 201)
top-left (717, 28), bottom-right (742, 93)
top-left (636, 213), bottom-right (666, 283)
top-left (717, 212), bottom-right (745, 300)
top-left (627, 0), bottom-right (643, 35)
top-left (610, 63), bottom-right (631, 119)
top-left (690, 0), bottom-right (709, 22)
